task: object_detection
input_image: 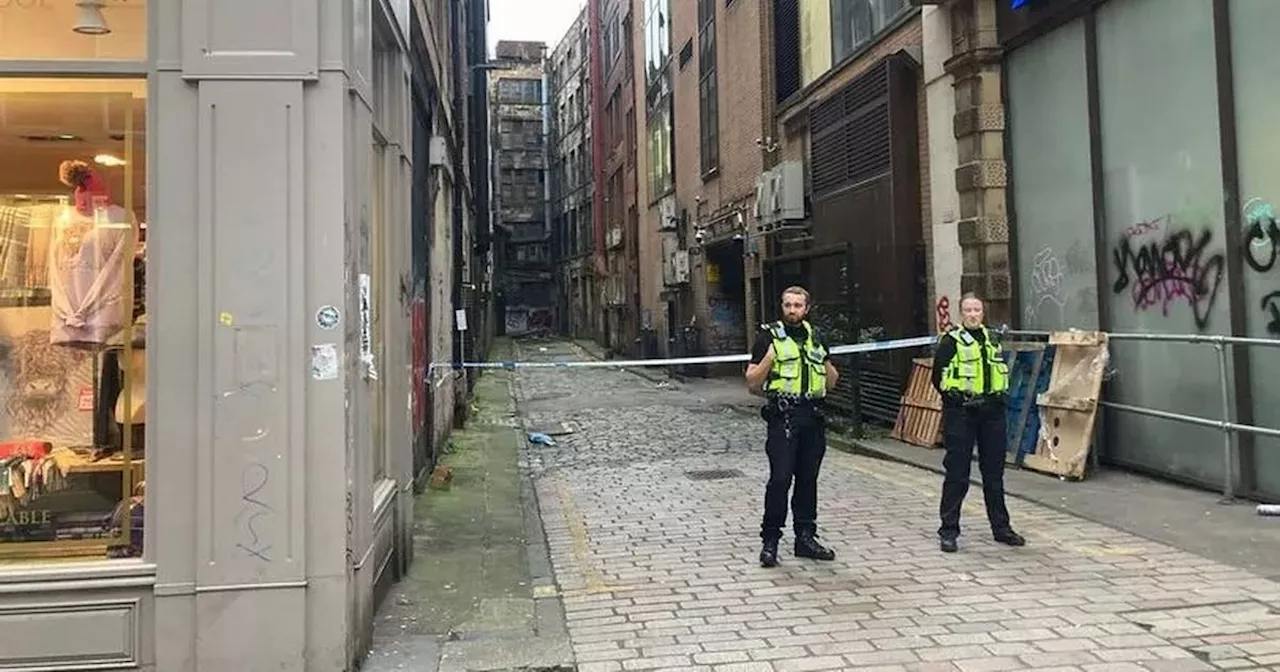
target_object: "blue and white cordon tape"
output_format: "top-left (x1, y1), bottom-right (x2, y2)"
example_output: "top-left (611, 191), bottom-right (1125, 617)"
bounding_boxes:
top-left (430, 334), bottom-right (939, 373)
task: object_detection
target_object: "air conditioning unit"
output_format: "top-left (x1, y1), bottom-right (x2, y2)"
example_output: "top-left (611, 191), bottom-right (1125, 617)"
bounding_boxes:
top-left (673, 250), bottom-right (691, 284)
top-left (771, 161), bottom-right (805, 222)
top-left (661, 234), bottom-right (678, 286)
top-left (658, 197), bottom-right (678, 231)
top-left (754, 173), bottom-right (770, 222)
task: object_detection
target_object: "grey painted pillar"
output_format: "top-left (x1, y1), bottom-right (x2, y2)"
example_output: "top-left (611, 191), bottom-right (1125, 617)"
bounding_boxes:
top-left (150, 0), bottom-right (356, 669)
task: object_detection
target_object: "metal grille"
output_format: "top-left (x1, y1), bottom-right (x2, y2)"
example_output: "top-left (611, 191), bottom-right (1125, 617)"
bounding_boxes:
top-left (684, 469), bottom-right (744, 481)
top-left (810, 61), bottom-right (891, 195)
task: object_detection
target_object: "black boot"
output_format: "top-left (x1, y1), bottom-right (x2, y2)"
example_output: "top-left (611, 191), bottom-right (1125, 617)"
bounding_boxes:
top-left (940, 536), bottom-right (958, 553)
top-left (994, 530), bottom-right (1026, 547)
top-left (759, 539), bottom-right (779, 567)
top-left (794, 532), bottom-right (835, 561)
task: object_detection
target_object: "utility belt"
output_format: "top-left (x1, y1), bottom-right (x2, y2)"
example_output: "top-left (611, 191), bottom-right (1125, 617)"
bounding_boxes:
top-left (942, 390), bottom-right (1007, 410)
top-left (762, 393), bottom-right (825, 422)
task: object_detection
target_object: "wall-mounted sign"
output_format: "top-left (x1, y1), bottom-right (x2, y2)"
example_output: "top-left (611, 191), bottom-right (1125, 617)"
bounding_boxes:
top-left (998, 0), bottom-right (1089, 46)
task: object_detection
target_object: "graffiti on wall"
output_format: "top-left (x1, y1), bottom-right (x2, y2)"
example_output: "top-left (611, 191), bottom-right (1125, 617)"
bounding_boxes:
top-left (1025, 247), bottom-right (1067, 325)
top-left (1111, 214), bottom-right (1225, 331)
top-left (935, 296), bottom-right (952, 333)
top-left (1023, 241), bottom-right (1094, 327)
top-left (1243, 198), bottom-right (1280, 336)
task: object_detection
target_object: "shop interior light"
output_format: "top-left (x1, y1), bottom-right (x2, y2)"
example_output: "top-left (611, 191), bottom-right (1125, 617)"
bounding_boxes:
top-left (73, 0), bottom-right (111, 36)
top-left (94, 154), bottom-right (127, 167)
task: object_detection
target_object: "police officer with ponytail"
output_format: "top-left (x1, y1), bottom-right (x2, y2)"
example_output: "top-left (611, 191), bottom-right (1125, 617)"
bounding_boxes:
top-left (745, 286), bottom-right (838, 567)
top-left (932, 293), bottom-right (1026, 553)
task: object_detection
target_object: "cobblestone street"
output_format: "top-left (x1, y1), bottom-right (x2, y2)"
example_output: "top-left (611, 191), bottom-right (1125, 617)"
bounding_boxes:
top-left (512, 340), bottom-right (1280, 672)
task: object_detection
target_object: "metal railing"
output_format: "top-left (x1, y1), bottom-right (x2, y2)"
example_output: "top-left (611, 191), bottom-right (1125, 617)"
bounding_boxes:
top-left (1007, 329), bottom-right (1280, 502)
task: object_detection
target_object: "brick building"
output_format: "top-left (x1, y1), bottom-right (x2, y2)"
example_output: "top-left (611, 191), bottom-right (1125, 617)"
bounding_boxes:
top-left (596, 0), bottom-right (642, 354)
top-left (491, 41), bottom-right (554, 335)
top-left (749, 0), bottom-right (930, 422)
top-left (547, 15), bottom-right (595, 339)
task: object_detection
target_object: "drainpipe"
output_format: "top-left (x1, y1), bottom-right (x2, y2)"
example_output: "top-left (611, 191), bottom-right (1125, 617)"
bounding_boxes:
top-left (589, 0), bottom-right (606, 282)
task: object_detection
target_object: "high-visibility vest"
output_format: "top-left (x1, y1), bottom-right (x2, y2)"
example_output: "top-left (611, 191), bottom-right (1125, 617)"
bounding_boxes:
top-left (939, 325), bottom-right (1009, 395)
top-left (765, 320), bottom-right (828, 398)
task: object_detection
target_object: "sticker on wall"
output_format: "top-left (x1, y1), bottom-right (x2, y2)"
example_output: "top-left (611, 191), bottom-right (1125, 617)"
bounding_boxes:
top-left (219, 311), bottom-right (234, 326)
top-left (358, 273), bottom-right (378, 381)
top-left (310, 344), bottom-right (339, 380)
top-left (316, 305), bottom-right (341, 330)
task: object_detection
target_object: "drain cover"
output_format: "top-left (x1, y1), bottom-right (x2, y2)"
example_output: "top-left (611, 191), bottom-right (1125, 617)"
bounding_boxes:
top-left (685, 469), bottom-right (744, 481)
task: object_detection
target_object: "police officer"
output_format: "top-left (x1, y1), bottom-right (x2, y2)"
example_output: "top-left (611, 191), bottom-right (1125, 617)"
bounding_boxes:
top-left (745, 286), bottom-right (839, 567)
top-left (932, 293), bottom-right (1026, 553)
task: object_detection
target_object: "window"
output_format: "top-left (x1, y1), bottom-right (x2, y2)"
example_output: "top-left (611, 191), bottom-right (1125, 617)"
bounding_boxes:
top-left (647, 101), bottom-right (674, 197)
top-left (0, 0), bottom-right (147, 565)
top-left (830, 0), bottom-right (910, 63)
top-left (698, 0), bottom-right (719, 175)
top-left (0, 78), bottom-right (146, 562)
top-left (800, 0), bottom-right (833, 86)
top-left (644, 0), bottom-right (671, 95)
top-left (498, 78), bottom-right (542, 104)
top-left (0, 1), bottom-right (146, 61)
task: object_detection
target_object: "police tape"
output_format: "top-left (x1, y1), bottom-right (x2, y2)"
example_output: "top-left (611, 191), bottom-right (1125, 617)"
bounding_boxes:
top-left (429, 334), bottom-right (938, 372)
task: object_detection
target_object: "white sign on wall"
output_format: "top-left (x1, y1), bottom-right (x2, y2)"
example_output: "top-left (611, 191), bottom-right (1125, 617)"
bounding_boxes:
top-left (358, 273), bottom-right (378, 380)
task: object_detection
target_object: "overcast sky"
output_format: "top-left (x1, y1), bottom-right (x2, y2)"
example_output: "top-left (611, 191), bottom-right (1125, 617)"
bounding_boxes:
top-left (487, 0), bottom-right (586, 55)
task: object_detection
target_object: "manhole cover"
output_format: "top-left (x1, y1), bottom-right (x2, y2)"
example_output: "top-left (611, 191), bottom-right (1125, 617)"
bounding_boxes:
top-left (685, 469), bottom-right (744, 481)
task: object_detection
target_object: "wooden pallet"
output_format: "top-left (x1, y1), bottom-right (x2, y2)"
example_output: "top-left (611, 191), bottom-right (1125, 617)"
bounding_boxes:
top-left (890, 358), bottom-right (943, 448)
top-left (1023, 330), bottom-right (1108, 480)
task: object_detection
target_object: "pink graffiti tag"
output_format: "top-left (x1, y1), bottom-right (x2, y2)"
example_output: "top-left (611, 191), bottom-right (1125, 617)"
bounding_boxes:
top-left (1112, 218), bottom-right (1225, 331)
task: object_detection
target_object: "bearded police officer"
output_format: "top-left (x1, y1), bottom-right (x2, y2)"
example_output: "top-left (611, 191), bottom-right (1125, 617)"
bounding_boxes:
top-left (932, 293), bottom-right (1026, 553)
top-left (745, 286), bottom-right (839, 567)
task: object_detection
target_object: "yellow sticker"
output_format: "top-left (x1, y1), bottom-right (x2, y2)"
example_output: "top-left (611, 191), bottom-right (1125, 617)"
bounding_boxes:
top-left (218, 312), bottom-right (234, 326)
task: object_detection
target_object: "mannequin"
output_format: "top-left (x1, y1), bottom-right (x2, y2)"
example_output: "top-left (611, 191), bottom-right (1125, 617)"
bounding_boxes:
top-left (49, 160), bottom-right (137, 347)
top-left (93, 314), bottom-right (146, 456)
top-left (113, 314), bottom-right (146, 426)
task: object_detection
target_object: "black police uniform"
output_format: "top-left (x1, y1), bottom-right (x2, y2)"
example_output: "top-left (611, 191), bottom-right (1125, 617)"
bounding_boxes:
top-left (750, 321), bottom-right (836, 567)
top-left (930, 325), bottom-right (1026, 553)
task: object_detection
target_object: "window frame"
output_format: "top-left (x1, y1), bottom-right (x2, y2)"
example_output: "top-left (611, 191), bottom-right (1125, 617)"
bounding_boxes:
top-left (0, 14), bottom-right (148, 562)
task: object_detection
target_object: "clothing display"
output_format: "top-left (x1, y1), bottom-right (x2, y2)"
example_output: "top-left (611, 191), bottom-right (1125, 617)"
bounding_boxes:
top-left (0, 161), bottom-right (147, 557)
top-left (48, 204), bottom-right (136, 346)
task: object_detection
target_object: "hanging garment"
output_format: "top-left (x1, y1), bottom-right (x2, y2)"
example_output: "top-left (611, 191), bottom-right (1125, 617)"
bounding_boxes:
top-left (48, 206), bottom-right (135, 346)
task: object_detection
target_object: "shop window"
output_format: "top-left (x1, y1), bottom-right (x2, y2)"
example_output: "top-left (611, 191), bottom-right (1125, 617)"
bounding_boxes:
top-left (1095, 0), bottom-right (1224, 483)
top-left (0, 0), bottom-right (145, 61)
top-left (1006, 18), bottom-right (1096, 331)
top-left (1230, 0), bottom-right (1280, 497)
top-left (0, 77), bottom-right (146, 562)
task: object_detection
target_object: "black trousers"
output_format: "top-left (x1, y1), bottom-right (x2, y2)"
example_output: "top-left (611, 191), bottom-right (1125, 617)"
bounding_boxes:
top-left (938, 397), bottom-right (1012, 539)
top-left (761, 405), bottom-right (826, 542)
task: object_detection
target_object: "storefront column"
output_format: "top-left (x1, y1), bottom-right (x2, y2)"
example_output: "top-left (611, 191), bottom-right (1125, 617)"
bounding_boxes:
top-left (945, 0), bottom-right (1012, 324)
top-left (150, 0), bottom-right (355, 669)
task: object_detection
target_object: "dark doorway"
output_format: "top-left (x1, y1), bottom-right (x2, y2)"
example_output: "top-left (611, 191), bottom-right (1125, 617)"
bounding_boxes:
top-left (703, 239), bottom-right (747, 354)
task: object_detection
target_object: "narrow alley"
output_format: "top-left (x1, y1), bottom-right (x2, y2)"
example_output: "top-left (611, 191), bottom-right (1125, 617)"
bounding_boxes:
top-left (367, 338), bottom-right (1280, 672)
